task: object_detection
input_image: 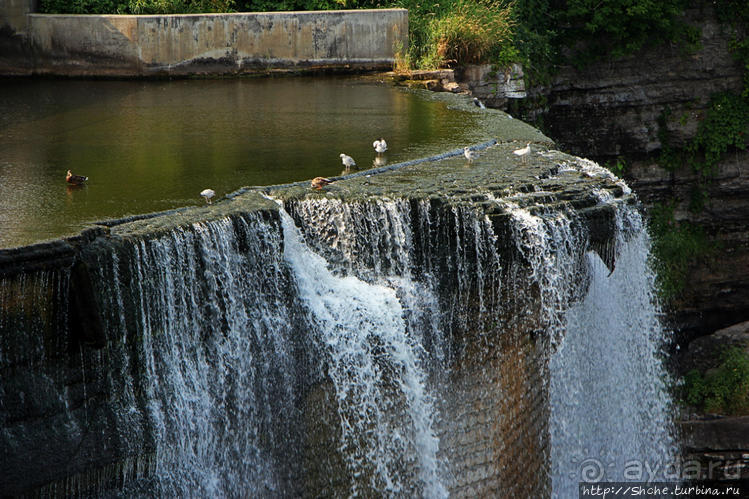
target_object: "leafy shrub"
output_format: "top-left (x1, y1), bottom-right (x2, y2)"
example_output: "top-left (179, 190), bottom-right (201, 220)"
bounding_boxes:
top-left (560, 0), bottom-right (697, 63)
top-left (687, 92), bottom-right (749, 175)
top-left (684, 347), bottom-right (749, 416)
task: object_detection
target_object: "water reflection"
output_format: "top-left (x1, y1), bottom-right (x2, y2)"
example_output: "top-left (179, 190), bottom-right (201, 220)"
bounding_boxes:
top-left (0, 77), bottom-right (481, 247)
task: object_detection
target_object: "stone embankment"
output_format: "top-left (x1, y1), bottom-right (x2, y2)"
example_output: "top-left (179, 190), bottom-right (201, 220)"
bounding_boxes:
top-left (384, 63), bottom-right (526, 110)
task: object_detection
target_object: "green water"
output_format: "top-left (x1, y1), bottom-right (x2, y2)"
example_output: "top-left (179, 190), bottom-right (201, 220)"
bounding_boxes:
top-left (0, 77), bottom-right (485, 248)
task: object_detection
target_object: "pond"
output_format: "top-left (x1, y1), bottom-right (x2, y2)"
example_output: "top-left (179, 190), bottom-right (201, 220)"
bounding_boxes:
top-left (0, 77), bottom-right (487, 248)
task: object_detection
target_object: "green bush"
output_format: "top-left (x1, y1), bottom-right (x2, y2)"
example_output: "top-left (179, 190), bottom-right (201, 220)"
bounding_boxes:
top-left (386, 0), bottom-right (516, 69)
top-left (684, 347), bottom-right (749, 415)
top-left (559, 0), bottom-right (697, 64)
top-left (687, 92), bottom-right (749, 175)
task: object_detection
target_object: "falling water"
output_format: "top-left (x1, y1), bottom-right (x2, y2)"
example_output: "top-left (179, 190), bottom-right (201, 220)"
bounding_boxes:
top-left (86, 213), bottom-right (306, 497)
top-left (1, 167), bottom-right (678, 496)
top-left (548, 201), bottom-right (677, 497)
top-left (278, 207), bottom-right (447, 497)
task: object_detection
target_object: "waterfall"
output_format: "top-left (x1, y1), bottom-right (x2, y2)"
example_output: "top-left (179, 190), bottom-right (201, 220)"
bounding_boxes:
top-left (278, 208), bottom-right (447, 497)
top-left (549, 202), bottom-right (678, 496)
top-left (1, 171), bottom-right (677, 497)
top-left (86, 213), bottom-right (307, 497)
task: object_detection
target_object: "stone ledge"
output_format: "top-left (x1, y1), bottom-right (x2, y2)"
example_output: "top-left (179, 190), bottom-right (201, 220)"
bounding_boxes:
top-left (681, 416), bottom-right (749, 452)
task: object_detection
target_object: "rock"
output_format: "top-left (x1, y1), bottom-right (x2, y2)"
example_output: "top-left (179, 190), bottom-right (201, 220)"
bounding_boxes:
top-left (682, 321), bottom-right (749, 373)
top-left (455, 63), bottom-right (526, 109)
top-left (525, 5), bottom-right (749, 338)
top-left (681, 415), bottom-right (749, 452)
top-left (679, 416), bottom-right (749, 480)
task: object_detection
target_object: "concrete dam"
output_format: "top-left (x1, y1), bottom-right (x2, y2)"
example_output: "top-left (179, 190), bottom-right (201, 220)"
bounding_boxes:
top-left (0, 90), bottom-right (677, 496)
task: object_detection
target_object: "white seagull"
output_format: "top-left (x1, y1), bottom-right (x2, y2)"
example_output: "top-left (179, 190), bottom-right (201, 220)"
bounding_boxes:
top-left (464, 147), bottom-right (477, 162)
top-left (373, 138), bottom-right (388, 155)
top-left (340, 153), bottom-right (356, 170)
top-left (200, 188), bottom-right (215, 204)
top-left (513, 142), bottom-right (531, 164)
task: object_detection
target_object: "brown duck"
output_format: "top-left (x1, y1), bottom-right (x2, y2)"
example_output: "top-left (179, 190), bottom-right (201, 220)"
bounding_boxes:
top-left (66, 170), bottom-right (88, 185)
top-left (311, 177), bottom-right (333, 190)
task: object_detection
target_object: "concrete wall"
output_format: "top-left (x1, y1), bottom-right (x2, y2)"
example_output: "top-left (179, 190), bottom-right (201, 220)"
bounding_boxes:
top-left (2, 9), bottom-right (407, 76)
top-left (0, 0), bottom-right (36, 33)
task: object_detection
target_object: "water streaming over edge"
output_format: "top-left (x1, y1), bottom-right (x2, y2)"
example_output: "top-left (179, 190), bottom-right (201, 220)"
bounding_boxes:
top-left (549, 201), bottom-right (678, 497)
top-left (0, 170), bottom-right (678, 496)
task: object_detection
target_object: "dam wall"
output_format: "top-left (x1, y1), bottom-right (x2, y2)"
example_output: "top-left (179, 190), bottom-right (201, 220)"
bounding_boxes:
top-left (0, 7), bottom-right (407, 76)
top-left (0, 135), bottom-right (643, 496)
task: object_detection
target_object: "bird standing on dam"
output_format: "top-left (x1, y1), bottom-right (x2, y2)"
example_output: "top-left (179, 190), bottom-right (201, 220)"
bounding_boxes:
top-left (200, 188), bottom-right (215, 204)
top-left (464, 147), bottom-right (477, 163)
top-left (340, 153), bottom-right (356, 171)
top-left (513, 143), bottom-right (531, 164)
top-left (311, 177), bottom-right (333, 190)
top-left (373, 139), bottom-right (387, 155)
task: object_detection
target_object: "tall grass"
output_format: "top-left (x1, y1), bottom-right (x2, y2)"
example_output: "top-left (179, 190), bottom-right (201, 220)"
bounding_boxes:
top-left (392, 0), bottom-right (517, 69)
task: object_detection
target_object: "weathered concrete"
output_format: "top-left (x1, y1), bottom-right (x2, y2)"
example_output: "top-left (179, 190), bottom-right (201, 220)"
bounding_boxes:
top-left (2, 9), bottom-right (407, 76)
top-left (0, 0), bottom-right (36, 33)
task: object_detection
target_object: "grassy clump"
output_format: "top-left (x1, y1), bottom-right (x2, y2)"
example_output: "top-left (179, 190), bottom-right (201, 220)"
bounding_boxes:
top-left (425, 0), bottom-right (516, 68)
top-left (384, 0), bottom-right (517, 69)
top-left (684, 347), bottom-right (749, 416)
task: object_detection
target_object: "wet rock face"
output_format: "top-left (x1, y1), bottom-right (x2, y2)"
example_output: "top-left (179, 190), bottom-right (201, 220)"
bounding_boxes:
top-left (536, 7), bottom-right (743, 158)
top-left (680, 320), bottom-right (749, 374)
top-left (529, 5), bottom-right (749, 337)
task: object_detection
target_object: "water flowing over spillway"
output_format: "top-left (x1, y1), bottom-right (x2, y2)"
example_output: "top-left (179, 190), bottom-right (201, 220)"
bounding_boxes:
top-left (0, 148), bottom-right (677, 496)
top-left (549, 205), bottom-right (678, 496)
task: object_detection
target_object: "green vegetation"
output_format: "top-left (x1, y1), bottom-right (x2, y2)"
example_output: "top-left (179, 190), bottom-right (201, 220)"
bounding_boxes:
top-left (510, 0), bottom-right (697, 83)
top-left (40, 0), bottom-right (234, 14)
top-left (38, 0), bottom-right (699, 73)
top-left (684, 347), bottom-right (749, 415)
top-left (647, 202), bottom-right (713, 301)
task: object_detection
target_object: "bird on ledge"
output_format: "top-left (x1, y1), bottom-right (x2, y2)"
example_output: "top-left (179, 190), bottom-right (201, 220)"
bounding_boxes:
top-left (513, 142), bottom-right (531, 164)
top-left (339, 153), bottom-right (356, 171)
top-left (463, 147), bottom-right (477, 163)
top-left (200, 188), bottom-right (215, 204)
top-left (373, 139), bottom-right (388, 155)
top-left (311, 177), bottom-right (333, 190)
top-left (66, 170), bottom-right (88, 185)
top-left (473, 97), bottom-right (486, 109)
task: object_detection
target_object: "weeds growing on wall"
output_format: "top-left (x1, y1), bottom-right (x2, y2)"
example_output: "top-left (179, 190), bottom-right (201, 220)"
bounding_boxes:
top-left (684, 347), bottom-right (749, 416)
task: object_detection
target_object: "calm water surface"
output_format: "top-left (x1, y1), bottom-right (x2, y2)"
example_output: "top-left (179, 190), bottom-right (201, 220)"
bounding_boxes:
top-left (0, 78), bottom-right (484, 248)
